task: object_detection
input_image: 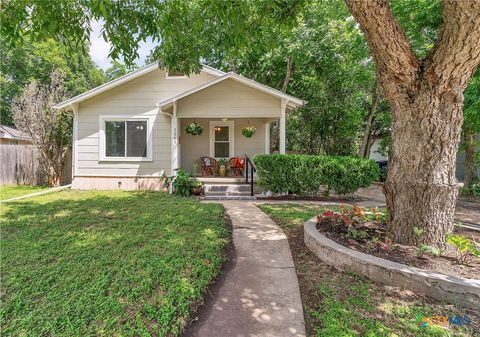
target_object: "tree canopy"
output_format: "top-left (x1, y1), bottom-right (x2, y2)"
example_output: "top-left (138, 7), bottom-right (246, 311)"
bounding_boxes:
top-left (0, 37), bottom-right (104, 125)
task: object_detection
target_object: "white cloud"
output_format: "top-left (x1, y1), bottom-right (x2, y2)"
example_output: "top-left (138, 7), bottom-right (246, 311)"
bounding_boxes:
top-left (89, 20), bottom-right (156, 70)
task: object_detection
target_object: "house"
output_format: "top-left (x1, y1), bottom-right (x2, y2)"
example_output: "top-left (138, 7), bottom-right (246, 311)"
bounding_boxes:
top-left (55, 63), bottom-right (304, 190)
top-left (368, 136), bottom-right (480, 182)
top-left (0, 125), bottom-right (33, 145)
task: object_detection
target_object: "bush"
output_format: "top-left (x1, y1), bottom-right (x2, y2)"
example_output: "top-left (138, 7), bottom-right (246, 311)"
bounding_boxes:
top-left (254, 154), bottom-right (380, 196)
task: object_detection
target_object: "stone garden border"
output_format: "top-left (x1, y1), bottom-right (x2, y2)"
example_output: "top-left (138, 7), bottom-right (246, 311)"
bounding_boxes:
top-left (304, 218), bottom-right (480, 309)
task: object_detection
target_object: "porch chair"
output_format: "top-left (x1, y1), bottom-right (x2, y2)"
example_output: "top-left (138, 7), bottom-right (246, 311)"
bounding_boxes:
top-left (200, 156), bottom-right (218, 176)
top-left (228, 156), bottom-right (245, 177)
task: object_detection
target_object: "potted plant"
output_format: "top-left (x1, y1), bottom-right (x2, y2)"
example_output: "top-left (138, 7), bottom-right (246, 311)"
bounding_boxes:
top-left (218, 158), bottom-right (228, 176)
top-left (242, 125), bottom-right (256, 138)
top-left (185, 121), bottom-right (203, 136)
top-left (190, 179), bottom-right (203, 196)
top-left (172, 169), bottom-right (191, 197)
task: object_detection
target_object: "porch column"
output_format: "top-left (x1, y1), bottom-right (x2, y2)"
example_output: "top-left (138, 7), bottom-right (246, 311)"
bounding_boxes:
top-left (264, 122), bottom-right (270, 154)
top-left (279, 99), bottom-right (287, 154)
top-left (171, 100), bottom-right (179, 175)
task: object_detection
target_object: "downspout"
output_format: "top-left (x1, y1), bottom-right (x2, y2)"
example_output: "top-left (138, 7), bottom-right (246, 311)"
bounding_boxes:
top-left (70, 103), bottom-right (78, 182)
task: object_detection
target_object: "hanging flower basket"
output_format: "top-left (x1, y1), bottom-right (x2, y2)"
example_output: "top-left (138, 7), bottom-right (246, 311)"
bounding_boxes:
top-left (242, 125), bottom-right (257, 138)
top-left (185, 122), bottom-right (203, 136)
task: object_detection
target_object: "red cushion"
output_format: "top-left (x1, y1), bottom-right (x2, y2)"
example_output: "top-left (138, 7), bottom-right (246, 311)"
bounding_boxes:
top-left (234, 157), bottom-right (245, 168)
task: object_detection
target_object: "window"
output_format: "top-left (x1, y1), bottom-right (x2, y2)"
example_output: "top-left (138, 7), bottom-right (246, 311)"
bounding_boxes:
top-left (166, 70), bottom-right (186, 78)
top-left (100, 116), bottom-right (153, 161)
top-left (209, 121), bottom-right (234, 158)
top-left (214, 126), bottom-right (230, 157)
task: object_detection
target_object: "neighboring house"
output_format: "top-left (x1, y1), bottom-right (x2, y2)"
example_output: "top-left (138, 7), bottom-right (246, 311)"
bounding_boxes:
top-left (368, 136), bottom-right (480, 181)
top-left (0, 125), bottom-right (33, 145)
top-left (55, 63), bottom-right (304, 190)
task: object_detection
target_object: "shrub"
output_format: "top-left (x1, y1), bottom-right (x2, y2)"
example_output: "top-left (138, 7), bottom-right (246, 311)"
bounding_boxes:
top-left (254, 154), bottom-right (379, 196)
top-left (172, 169), bottom-right (203, 197)
top-left (446, 234), bottom-right (480, 265)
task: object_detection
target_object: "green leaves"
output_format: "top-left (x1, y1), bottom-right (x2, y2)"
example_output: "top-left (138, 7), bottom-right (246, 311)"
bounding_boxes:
top-left (446, 233), bottom-right (480, 265)
top-left (254, 154), bottom-right (379, 196)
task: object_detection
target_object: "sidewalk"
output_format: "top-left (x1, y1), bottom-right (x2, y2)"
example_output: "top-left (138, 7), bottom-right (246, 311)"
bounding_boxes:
top-left (184, 201), bottom-right (306, 337)
top-left (355, 185), bottom-right (480, 228)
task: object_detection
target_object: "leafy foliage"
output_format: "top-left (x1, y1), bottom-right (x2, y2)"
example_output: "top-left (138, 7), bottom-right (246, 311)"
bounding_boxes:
top-left (446, 234), bottom-right (480, 265)
top-left (254, 154), bottom-right (379, 196)
top-left (12, 71), bottom-right (71, 186)
top-left (0, 37), bottom-right (104, 125)
top-left (171, 169), bottom-right (203, 197)
top-left (184, 122), bottom-right (203, 136)
top-left (241, 125), bottom-right (256, 138)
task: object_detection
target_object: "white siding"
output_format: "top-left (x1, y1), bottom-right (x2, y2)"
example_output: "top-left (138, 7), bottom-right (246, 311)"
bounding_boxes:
top-left (177, 79), bottom-right (281, 118)
top-left (76, 69), bottom-right (215, 177)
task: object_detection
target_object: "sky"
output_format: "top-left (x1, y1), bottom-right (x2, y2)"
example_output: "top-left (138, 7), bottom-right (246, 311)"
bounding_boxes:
top-left (89, 20), bottom-right (156, 70)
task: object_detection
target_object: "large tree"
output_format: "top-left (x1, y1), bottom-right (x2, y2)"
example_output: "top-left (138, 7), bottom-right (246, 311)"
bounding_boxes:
top-left (3, 0), bottom-right (479, 247)
top-left (346, 0), bottom-right (480, 247)
top-left (0, 37), bottom-right (104, 125)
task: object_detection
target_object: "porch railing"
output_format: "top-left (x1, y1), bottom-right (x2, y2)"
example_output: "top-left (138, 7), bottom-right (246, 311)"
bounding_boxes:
top-left (244, 154), bottom-right (256, 196)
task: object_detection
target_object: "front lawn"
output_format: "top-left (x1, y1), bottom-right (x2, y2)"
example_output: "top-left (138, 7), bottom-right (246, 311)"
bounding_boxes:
top-left (1, 190), bottom-right (230, 337)
top-left (1, 184), bottom-right (50, 200)
top-left (258, 203), bottom-right (479, 337)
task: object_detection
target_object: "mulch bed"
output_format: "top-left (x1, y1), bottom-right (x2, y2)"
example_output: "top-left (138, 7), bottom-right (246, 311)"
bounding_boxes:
top-left (316, 221), bottom-right (480, 280)
top-left (285, 223), bottom-right (480, 336)
top-left (257, 194), bottom-right (364, 203)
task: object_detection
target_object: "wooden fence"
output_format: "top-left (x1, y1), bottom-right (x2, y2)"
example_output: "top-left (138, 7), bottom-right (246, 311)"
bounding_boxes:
top-left (0, 145), bottom-right (72, 186)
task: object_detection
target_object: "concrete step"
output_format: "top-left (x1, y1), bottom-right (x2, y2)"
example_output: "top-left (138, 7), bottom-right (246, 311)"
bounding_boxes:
top-left (204, 184), bottom-right (252, 193)
top-left (205, 191), bottom-right (253, 197)
top-left (203, 195), bottom-right (257, 200)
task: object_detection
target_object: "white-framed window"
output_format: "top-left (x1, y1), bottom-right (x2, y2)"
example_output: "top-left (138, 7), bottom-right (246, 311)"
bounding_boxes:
top-left (99, 115), bottom-right (154, 161)
top-left (166, 70), bottom-right (187, 79)
top-left (209, 121), bottom-right (234, 158)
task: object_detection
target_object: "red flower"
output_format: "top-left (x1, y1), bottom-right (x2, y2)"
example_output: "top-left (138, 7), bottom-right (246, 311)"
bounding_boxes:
top-left (317, 215), bottom-right (324, 223)
top-left (324, 210), bottom-right (334, 217)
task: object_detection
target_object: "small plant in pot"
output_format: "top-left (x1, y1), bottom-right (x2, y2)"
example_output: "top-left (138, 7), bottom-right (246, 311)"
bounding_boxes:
top-left (190, 179), bottom-right (204, 196)
top-left (185, 121), bottom-right (203, 136)
top-left (241, 125), bottom-right (256, 138)
top-left (218, 158), bottom-right (228, 176)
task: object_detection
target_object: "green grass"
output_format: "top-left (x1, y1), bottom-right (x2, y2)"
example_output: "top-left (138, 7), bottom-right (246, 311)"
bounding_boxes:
top-left (1, 190), bottom-right (230, 337)
top-left (1, 185), bottom-right (50, 200)
top-left (258, 203), bottom-right (477, 337)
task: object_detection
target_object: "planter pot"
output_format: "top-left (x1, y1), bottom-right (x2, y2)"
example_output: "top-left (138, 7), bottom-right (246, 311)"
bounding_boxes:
top-left (190, 187), bottom-right (203, 195)
top-left (219, 165), bottom-right (227, 176)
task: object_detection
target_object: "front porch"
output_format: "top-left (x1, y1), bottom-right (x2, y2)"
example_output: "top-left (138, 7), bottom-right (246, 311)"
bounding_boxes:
top-left (157, 75), bottom-right (302, 178)
top-left (178, 117), bottom-right (278, 176)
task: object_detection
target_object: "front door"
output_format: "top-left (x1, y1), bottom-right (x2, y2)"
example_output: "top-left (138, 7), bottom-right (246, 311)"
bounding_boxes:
top-left (209, 121), bottom-right (234, 159)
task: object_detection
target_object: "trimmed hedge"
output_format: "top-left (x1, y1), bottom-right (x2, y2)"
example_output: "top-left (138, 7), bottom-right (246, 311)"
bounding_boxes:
top-left (254, 154), bottom-right (380, 196)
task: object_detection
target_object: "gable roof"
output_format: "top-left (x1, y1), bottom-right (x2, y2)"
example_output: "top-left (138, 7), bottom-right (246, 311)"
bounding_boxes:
top-left (157, 72), bottom-right (304, 111)
top-left (54, 63), bottom-right (225, 110)
top-left (0, 125), bottom-right (32, 141)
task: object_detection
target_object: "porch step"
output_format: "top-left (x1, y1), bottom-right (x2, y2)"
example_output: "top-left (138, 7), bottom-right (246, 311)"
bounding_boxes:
top-left (203, 195), bottom-right (257, 200)
top-left (203, 183), bottom-right (257, 200)
top-left (198, 177), bottom-right (257, 184)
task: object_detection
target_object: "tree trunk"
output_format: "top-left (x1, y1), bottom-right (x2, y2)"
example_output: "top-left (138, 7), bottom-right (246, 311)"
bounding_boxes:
top-left (347, 0), bottom-right (480, 248)
top-left (271, 57), bottom-right (295, 152)
top-left (464, 127), bottom-right (475, 190)
top-left (383, 83), bottom-right (462, 247)
top-left (359, 79), bottom-right (380, 158)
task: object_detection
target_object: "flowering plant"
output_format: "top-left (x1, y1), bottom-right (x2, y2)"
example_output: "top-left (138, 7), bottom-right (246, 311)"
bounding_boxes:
top-left (317, 206), bottom-right (389, 249)
top-left (185, 122), bottom-right (203, 136)
top-left (241, 125), bottom-right (256, 138)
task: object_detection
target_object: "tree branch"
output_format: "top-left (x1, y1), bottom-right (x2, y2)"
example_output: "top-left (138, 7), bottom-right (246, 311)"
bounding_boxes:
top-left (345, 0), bottom-right (420, 100)
top-left (423, 0), bottom-right (480, 92)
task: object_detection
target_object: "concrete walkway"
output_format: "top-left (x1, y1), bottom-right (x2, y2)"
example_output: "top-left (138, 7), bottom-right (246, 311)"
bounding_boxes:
top-left (185, 201), bottom-right (305, 337)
